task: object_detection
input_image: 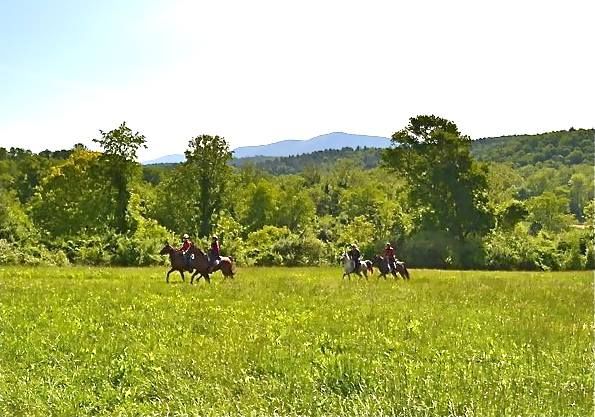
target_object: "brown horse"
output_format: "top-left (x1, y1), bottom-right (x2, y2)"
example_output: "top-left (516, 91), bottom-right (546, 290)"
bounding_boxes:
top-left (187, 245), bottom-right (236, 284)
top-left (159, 242), bottom-right (194, 283)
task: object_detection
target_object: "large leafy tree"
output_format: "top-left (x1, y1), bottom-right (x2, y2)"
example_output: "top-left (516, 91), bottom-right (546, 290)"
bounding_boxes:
top-left (184, 135), bottom-right (232, 237)
top-left (30, 149), bottom-right (113, 237)
top-left (93, 122), bottom-right (146, 234)
top-left (244, 179), bottom-right (279, 232)
top-left (383, 115), bottom-right (493, 239)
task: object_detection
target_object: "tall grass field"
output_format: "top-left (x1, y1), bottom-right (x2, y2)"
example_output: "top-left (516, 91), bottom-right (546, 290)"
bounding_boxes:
top-left (0, 267), bottom-right (592, 416)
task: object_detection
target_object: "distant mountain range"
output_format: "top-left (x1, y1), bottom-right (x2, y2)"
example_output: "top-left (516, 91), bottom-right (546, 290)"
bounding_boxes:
top-left (143, 132), bottom-right (391, 164)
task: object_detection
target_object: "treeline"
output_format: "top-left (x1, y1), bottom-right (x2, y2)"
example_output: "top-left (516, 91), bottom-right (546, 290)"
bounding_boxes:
top-left (192, 128), bottom-right (594, 176)
top-left (0, 118), bottom-right (593, 270)
top-left (471, 128), bottom-right (594, 167)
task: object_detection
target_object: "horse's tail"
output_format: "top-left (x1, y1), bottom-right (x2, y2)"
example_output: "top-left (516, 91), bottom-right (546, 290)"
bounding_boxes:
top-left (230, 257), bottom-right (237, 274)
top-left (221, 257), bottom-right (236, 277)
top-left (403, 265), bottom-right (410, 280)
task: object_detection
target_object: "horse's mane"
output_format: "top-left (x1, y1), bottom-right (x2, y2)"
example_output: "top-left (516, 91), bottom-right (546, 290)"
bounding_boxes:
top-left (189, 245), bottom-right (205, 255)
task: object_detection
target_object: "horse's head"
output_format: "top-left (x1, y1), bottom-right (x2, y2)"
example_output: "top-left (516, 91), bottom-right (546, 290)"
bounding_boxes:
top-left (159, 241), bottom-right (173, 255)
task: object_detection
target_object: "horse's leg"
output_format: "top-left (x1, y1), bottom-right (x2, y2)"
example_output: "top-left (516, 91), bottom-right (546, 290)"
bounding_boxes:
top-left (180, 270), bottom-right (185, 282)
top-left (166, 268), bottom-right (174, 283)
top-left (403, 266), bottom-right (410, 280)
top-left (190, 270), bottom-right (198, 284)
top-left (204, 273), bottom-right (210, 284)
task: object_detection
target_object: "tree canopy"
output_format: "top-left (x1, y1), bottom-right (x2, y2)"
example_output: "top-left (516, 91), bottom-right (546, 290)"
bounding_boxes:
top-left (383, 115), bottom-right (493, 239)
top-left (1, 121), bottom-right (592, 270)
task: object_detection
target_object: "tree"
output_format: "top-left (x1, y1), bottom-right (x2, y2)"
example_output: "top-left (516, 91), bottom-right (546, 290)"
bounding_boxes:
top-left (30, 149), bottom-right (113, 237)
top-left (527, 192), bottom-right (573, 232)
top-left (382, 115), bottom-right (493, 239)
top-left (498, 200), bottom-right (529, 230)
top-left (274, 176), bottom-right (316, 232)
top-left (184, 135), bottom-right (232, 237)
top-left (0, 190), bottom-right (36, 242)
top-left (151, 164), bottom-right (195, 235)
top-left (244, 179), bottom-right (279, 232)
top-left (93, 122), bottom-right (147, 234)
top-left (569, 173), bottom-right (589, 221)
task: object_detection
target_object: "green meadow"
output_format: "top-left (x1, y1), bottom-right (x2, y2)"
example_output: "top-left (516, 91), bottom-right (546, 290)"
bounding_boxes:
top-left (0, 267), bottom-right (592, 417)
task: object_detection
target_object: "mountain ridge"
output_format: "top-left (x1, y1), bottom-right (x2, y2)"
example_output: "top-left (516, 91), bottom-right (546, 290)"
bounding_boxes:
top-left (143, 132), bottom-right (391, 164)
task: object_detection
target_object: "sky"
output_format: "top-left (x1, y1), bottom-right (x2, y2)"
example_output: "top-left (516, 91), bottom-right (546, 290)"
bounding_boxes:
top-left (0, 0), bottom-right (593, 161)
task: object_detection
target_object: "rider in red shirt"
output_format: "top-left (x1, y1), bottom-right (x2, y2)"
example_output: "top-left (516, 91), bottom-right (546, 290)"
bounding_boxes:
top-left (384, 242), bottom-right (397, 272)
top-left (208, 235), bottom-right (221, 272)
top-left (179, 233), bottom-right (193, 270)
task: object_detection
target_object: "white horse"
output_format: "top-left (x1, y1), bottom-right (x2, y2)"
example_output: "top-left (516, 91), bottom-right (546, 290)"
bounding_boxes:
top-left (342, 252), bottom-right (373, 279)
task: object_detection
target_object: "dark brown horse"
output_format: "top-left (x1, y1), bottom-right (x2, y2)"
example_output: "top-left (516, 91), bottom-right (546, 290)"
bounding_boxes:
top-left (159, 242), bottom-right (194, 283)
top-left (187, 245), bottom-right (236, 284)
top-left (372, 255), bottom-right (410, 280)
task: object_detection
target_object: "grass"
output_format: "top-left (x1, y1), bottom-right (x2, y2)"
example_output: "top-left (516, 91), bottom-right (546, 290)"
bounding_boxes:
top-left (0, 266), bottom-right (592, 416)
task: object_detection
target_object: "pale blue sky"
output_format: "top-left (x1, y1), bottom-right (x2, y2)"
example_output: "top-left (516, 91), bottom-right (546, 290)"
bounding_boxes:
top-left (1, 0), bottom-right (593, 161)
top-left (1, 0), bottom-right (172, 118)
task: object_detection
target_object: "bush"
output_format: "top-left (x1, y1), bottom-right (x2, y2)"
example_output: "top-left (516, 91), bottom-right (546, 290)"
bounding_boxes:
top-left (401, 231), bottom-right (485, 269)
top-left (0, 239), bottom-right (69, 266)
top-left (245, 226), bottom-right (292, 266)
top-left (484, 226), bottom-right (573, 271)
top-left (112, 218), bottom-right (173, 266)
top-left (401, 231), bottom-right (453, 269)
top-left (272, 232), bottom-right (325, 266)
top-left (71, 237), bottom-right (112, 265)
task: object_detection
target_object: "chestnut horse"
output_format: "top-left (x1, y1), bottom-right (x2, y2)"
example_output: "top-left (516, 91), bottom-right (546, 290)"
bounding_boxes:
top-left (186, 245), bottom-right (236, 284)
top-left (159, 242), bottom-right (235, 284)
top-left (159, 242), bottom-right (196, 283)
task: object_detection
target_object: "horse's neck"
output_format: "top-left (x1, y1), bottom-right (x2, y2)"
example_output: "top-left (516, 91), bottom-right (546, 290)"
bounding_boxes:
top-left (190, 247), bottom-right (204, 257)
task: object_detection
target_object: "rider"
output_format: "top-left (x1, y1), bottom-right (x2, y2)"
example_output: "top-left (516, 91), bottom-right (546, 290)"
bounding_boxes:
top-left (208, 235), bottom-right (221, 272)
top-left (179, 233), bottom-right (193, 271)
top-left (384, 242), bottom-right (397, 272)
top-left (348, 243), bottom-right (361, 271)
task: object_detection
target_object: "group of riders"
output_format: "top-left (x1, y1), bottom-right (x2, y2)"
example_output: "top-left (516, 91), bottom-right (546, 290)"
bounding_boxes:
top-left (174, 234), bottom-right (401, 274)
top-left (347, 241), bottom-right (400, 273)
top-left (179, 233), bottom-right (221, 272)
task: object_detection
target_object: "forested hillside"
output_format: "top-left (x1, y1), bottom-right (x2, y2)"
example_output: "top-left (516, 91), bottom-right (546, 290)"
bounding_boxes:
top-left (1, 121), bottom-right (593, 270)
top-left (223, 128), bottom-right (594, 174)
top-left (471, 128), bottom-right (594, 167)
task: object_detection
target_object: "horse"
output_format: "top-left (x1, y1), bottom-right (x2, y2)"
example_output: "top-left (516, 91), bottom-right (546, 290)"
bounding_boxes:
top-left (159, 242), bottom-right (193, 283)
top-left (187, 245), bottom-right (236, 284)
top-left (342, 252), bottom-right (374, 279)
top-left (372, 255), bottom-right (410, 280)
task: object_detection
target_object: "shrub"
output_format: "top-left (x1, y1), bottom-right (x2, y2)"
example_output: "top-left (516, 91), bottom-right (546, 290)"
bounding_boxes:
top-left (401, 231), bottom-right (453, 269)
top-left (0, 239), bottom-right (69, 266)
top-left (245, 226), bottom-right (292, 266)
top-left (272, 232), bottom-right (325, 266)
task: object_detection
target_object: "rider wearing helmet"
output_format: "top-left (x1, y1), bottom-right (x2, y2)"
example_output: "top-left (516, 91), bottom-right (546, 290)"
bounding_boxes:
top-left (384, 242), bottom-right (397, 272)
top-left (208, 235), bottom-right (221, 272)
top-left (179, 233), bottom-right (193, 271)
top-left (348, 243), bottom-right (361, 271)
